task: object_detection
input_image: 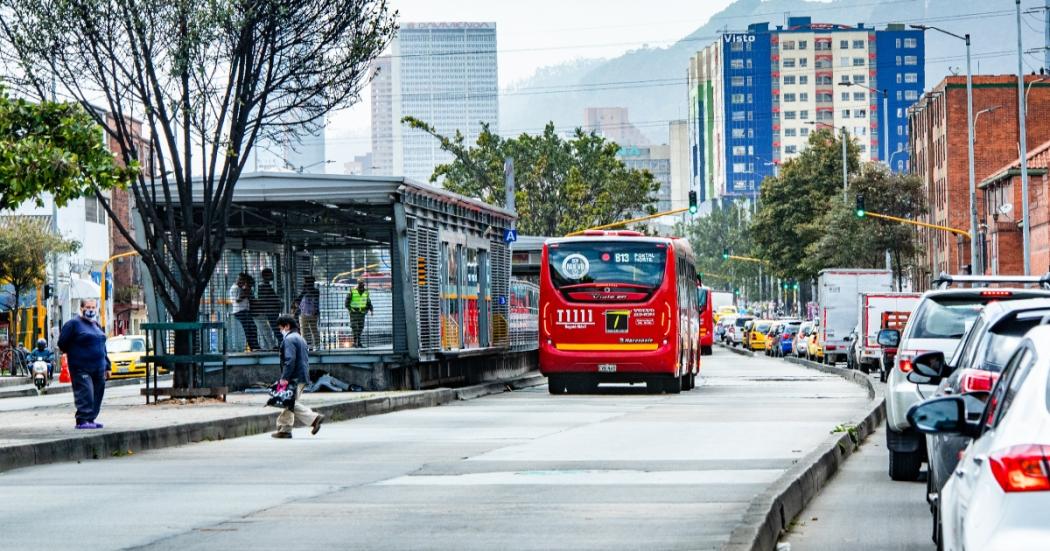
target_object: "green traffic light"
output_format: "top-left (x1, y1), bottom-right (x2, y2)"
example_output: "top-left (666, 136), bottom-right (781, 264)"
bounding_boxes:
top-left (689, 205), bottom-right (698, 214)
top-left (856, 209), bottom-right (865, 217)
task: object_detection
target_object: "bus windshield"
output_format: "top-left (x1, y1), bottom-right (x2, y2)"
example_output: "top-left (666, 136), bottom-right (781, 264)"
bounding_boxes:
top-left (548, 242), bottom-right (667, 290)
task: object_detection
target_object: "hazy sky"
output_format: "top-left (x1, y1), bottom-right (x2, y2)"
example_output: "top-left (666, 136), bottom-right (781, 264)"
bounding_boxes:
top-left (326, 0), bottom-right (737, 166)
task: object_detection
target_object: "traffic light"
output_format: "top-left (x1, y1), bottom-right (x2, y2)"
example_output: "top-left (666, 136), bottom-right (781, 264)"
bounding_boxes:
top-left (43, 284), bottom-right (53, 299)
top-left (688, 190), bottom-right (698, 214)
top-left (793, 281), bottom-right (800, 291)
top-left (855, 194), bottom-right (865, 217)
top-left (722, 247), bottom-right (730, 260)
top-left (733, 287), bottom-right (740, 296)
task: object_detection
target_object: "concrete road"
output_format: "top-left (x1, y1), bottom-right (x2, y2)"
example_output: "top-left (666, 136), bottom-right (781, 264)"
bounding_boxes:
top-left (783, 425), bottom-right (934, 551)
top-left (0, 348), bottom-right (871, 551)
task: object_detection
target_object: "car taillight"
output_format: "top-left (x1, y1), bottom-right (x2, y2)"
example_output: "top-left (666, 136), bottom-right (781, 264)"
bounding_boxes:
top-left (826, 345), bottom-right (837, 351)
top-left (980, 290), bottom-right (1013, 298)
top-left (958, 369), bottom-right (1000, 393)
top-left (989, 444), bottom-right (1050, 492)
top-left (896, 349), bottom-right (925, 374)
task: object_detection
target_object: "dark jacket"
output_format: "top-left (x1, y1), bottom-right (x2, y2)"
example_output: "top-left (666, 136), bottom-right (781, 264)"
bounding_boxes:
top-left (255, 281), bottom-right (282, 317)
top-left (279, 330), bottom-right (310, 383)
top-left (58, 316), bottom-right (108, 372)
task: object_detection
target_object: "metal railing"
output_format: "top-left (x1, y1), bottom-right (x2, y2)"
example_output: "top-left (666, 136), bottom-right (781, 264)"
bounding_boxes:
top-left (508, 279), bottom-right (539, 351)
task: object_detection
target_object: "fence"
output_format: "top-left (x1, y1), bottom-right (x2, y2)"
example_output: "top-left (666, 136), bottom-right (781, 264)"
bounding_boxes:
top-left (508, 278), bottom-right (539, 351)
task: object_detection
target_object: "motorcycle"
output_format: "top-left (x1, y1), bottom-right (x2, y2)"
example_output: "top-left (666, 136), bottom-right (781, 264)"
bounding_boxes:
top-left (31, 359), bottom-right (50, 394)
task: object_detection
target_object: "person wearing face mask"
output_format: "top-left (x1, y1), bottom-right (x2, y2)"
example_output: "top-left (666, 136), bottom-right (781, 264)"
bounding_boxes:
top-left (58, 298), bottom-right (110, 429)
top-left (271, 314), bottom-right (323, 439)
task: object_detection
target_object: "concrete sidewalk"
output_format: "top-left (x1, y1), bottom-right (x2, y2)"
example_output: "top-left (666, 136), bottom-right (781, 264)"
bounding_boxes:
top-left (0, 374), bottom-right (168, 399)
top-left (0, 374), bottom-right (545, 474)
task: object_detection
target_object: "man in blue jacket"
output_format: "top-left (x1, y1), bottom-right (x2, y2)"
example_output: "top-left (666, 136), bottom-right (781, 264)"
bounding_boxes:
top-left (58, 299), bottom-right (109, 429)
top-left (272, 314), bottom-right (323, 439)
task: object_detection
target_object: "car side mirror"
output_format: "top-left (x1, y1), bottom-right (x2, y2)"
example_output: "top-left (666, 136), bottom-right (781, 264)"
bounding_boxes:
top-left (907, 396), bottom-right (982, 438)
top-left (877, 329), bottom-right (900, 347)
top-left (907, 351), bottom-right (948, 385)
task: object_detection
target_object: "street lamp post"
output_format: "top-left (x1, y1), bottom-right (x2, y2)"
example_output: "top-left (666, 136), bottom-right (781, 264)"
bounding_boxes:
top-left (1017, 0), bottom-right (1032, 275)
top-left (838, 82), bottom-right (888, 166)
top-left (911, 24), bottom-right (978, 274)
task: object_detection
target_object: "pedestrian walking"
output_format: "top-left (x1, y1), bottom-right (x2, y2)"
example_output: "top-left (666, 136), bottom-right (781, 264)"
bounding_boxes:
top-left (345, 280), bottom-right (374, 348)
top-left (230, 272), bottom-right (260, 351)
top-left (254, 267), bottom-right (283, 350)
top-left (58, 299), bottom-right (109, 429)
top-left (294, 275), bottom-right (320, 349)
top-left (272, 314), bottom-right (323, 439)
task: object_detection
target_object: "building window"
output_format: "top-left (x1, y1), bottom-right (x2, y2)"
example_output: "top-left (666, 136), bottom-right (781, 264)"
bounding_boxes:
top-left (785, 145), bottom-right (798, 154)
top-left (731, 93), bottom-right (746, 104)
top-left (800, 92), bottom-right (809, 102)
top-left (785, 128), bottom-right (797, 137)
top-left (799, 58), bottom-right (808, 67)
top-left (853, 40), bottom-right (865, 49)
top-left (85, 195), bottom-right (106, 225)
top-left (897, 90), bottom-right (903, 101)
top-left (784, 75), bottom-right (796, 85)
top-left (799, 110), bottom-right (809, 119)
top-left (784, 111), bottom-right (797, 119)
top-left (904, 37), bottom-right (918, 48)
top-left (895, 55), bottom-right (902, 66)
top-left (840, 56), bottom-right (850, 67)
top-left (731, 59), bottom-right (744, 69)
top-left (842, 109), bottom-right (851, 118)
top-left (732, 146), bottom-right (746, 155)
top-left (904, 72), bottom-right (918, 83)
top-left (895, 38), bottom-right (901, 48)
top-left (733, 162), bottom-right (747, 173)
top-left (904, 55), bottom-right (918, 65)
top-left (850, 75), bottom-right (864, 85)
top-left (854, 126), bottom-right (866, 136)
top-left (801, 127), bottom-right (810, 136)
top-left (816, 75), bottom-right (832, 85)
top-left (840, 92), bottom-right (849, 101)
top-left (798, 40), bottom-right (808, 50)
top-left (840, 74), bottom-right (851, 83)
top-left (732, 111), bottom-right (745, 121)
top-left (783, 58), bottom-right (796, 68)
top-left (904, 90), bottom-right (919, 101)
top-left (730, 41), bottom-right (744, 52)
top-left (853, 91), bottom-right (866, 101)
top-left (747, 76), bottom-right (753, 86)
top-left (732, 128), bottom-right (746, 138)
top-left (815, 59), bottom-right (832, 69)
top-left (856, 109), bottom-right (867, 118)
top-left (799, 75), bottom-right (809, 85)
top-left (731, 76), bottom-right (746, 87)
top-left (859, 144), bottom-right (867, 153)
top-left (896, 73), bottom-right (903, 84)
top-left (853, 57), bottom-right (866, 66)
top-left (840, 40), bottom-right (849, 49)
top-left (783, 93), bottom-right (796, 102)
top-left (782, 41), bottom-right (795, 50)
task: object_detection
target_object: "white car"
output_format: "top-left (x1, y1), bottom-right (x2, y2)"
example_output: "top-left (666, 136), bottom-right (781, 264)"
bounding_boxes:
top-left (884, 285), bottom-right (1050, 481)
top-left (908, 325), bottom-right (1050, 551)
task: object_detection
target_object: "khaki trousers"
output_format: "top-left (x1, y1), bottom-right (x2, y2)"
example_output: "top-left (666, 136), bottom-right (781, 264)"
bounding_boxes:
top-left (276, 384), bottom-right (319, 433)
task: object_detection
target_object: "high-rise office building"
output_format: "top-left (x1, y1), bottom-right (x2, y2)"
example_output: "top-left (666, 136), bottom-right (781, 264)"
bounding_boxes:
top-left (688, 17), bottom-right (924, 203)
top-left (371, 22), bottom-right (499, 183)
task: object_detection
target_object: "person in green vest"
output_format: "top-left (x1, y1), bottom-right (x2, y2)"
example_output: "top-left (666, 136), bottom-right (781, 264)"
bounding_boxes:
top-left (345, 280), bottom-right (374, 348)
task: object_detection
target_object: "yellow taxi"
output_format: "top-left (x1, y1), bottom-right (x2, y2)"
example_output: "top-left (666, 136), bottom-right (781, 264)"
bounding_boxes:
top-left (807, 326), bottom-right (824, 361)
top-left (748, 320), bottom-right (772, 351)
top-left (714, 305), bottom-right (737, 323)
top-left (106, 335), bottom-right (151, 379)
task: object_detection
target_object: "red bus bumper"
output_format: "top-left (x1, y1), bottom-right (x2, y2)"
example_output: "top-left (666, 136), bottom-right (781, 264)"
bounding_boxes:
top-left (539, 343), bottom-right (679, 377)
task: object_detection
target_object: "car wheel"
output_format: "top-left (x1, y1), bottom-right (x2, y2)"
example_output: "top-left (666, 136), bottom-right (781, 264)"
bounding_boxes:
top-left (889, 448), bottom-right (923, 481)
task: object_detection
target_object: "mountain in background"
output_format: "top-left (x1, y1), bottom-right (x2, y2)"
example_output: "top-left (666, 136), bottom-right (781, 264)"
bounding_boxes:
top-left (500, 0), bottom-right (1048, 145)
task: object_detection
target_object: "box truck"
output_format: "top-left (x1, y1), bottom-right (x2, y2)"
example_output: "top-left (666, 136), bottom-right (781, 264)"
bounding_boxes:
top-left (817, 269), bottom-right (893, 364)
top-left (855, 292), bottom-right (921, 371)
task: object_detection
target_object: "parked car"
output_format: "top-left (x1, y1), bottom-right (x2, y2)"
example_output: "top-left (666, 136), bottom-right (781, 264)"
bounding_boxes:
top-left (777, 321), bottom-right (801, 357)
top-left (794, 322), bottom-right (814, 357)
top-left (807, 320), bottom-right (824, 362)
top-left (908, 325), bottom-right (1050, 551)
top-left (883, 276), bottom-right (1050, 481)
top-left (911, 298), bottom-right (1050, 548)
top-left (764, 322), bottom-right (781, 356)
top-left (730, 316), bottom-right (754, 347)
top-left (717, 315), bottom-right (735, 344)
top-left (106, 335), bottom-right (150, 379)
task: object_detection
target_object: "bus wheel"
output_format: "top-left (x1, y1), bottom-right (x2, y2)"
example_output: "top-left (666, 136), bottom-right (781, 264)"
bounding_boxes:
top-left (547, 375), bottom-right (567, 394)
top-left (663, 375), bottom-right (682, 394)
top-left (701, 345), bottom-right (712, 356)
top-left (645, 379), bottom-right (664, 394)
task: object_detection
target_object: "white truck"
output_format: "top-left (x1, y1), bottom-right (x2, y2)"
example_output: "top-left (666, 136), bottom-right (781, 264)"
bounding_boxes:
top-left (816, 269), bottom-right (893, 365)
top-left (855, 292), bottom-right (921, 372)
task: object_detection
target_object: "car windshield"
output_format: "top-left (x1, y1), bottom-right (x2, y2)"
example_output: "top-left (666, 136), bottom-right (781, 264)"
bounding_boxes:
top-left (106, 339), bottom-right (145, 353)
top-left (699, 289), bottom-right (708, 309)
top-left (548, 242), bottom-right (667, 290)
top-left (909, 297), bottom-right (988, 339)
top-left (755, 322), bottom-right (771, 332)
top-left (735, 317), bottom-right (753, 327)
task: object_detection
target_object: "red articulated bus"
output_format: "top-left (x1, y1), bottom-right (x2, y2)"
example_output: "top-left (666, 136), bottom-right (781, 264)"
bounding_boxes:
top-left (539, 230), bottom-right (700, 394)
top-left (699, 285), bottom-right (713, 356)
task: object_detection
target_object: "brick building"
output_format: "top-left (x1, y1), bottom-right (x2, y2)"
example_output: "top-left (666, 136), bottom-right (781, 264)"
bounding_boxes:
top-left (103, 114), bottom-right (151, 335)
top-left (979, 138), bottom-right (1050, 275)
top-left (908, 75), bottom-right (1050, 285)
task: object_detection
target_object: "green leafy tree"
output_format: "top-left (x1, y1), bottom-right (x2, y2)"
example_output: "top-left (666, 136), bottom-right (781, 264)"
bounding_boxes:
top-left (0, 217), bottom-right (79, 345)
top-left (752, 128), bottom-right (861, 280)
top-left (682, 200), bottom-right (758, 292)
top-left (1, 0), bottom-right (396, 386)
top-left (402, 117), bottom-right (660, 236)
top-left (0, 89), bottom-right (136, 211)
top-left (803, 164), bottom-right (925, 289)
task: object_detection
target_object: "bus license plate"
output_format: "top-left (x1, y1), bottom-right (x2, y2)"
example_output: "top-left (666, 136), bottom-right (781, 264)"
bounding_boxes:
top-left (598, 364), bottom-right (617, 373)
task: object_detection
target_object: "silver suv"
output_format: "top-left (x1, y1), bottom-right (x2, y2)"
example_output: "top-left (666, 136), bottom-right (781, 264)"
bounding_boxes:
top-left (882, 274), bottom-right (1050, 481)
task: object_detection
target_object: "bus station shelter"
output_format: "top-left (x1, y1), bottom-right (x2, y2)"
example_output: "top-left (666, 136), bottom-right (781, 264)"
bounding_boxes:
top-left (140, 173), bottom-right (535, 390)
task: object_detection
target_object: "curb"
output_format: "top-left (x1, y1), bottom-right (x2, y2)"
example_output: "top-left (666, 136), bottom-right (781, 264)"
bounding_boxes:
top-left (0, 375), bottom-right (166, 400)
top-left (718, 343), bottom-right (756, 358)
top-left (0, 377), bottom-right (30, 388)
top-left (0, 372), bottom-right (546, 475)
top-left (722, 352), bottom-right (885, 551)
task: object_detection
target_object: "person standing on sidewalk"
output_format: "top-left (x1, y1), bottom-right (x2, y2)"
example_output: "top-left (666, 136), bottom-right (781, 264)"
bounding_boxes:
top-left (272, 314), bottom-right (323, 439)
top-left (230, 272), bottom-right (260, 351)
top-left (58, 299), bottom-right (109, 429)
top-left (293, 275), bottom-right (320, 349)
top-left (345, 280), bottom-right (373, 348)
top-left (255, 268), bottom-right (283, 349)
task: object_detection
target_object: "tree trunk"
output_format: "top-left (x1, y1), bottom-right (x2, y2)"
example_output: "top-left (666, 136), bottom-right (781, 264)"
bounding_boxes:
top-left (171, 299), bottom-right (201, 389)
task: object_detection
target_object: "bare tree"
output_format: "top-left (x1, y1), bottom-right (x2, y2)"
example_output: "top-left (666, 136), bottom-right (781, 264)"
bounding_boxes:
top-left (0, 0), bottom-right (396, 384)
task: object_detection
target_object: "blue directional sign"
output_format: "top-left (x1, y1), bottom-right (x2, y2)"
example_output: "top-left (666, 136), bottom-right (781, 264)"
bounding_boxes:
top-left (503, 229), bottom-right (518, 243)
top-left (498, 295), bottom-right (507, 306)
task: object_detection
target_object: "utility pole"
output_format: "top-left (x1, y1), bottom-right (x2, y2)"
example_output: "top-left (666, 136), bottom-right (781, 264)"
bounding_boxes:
top-left (964, 32), bottom-right (979, 275)
top-left (49, 73), bottom-right (60, 346)
top-left (1018, 0), bottom-right (1033, 275)
top-left (1046, 0), bottom-right (1050, 71)
top-left (841, 127), bottom-right (849, 202)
